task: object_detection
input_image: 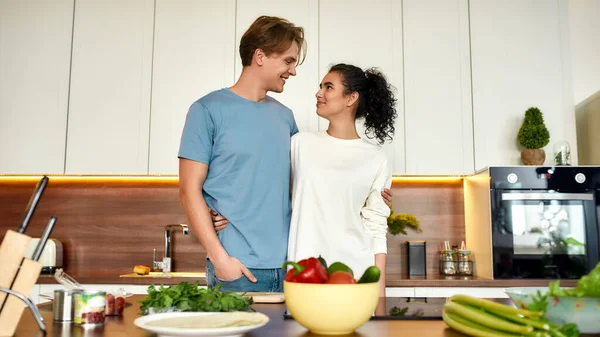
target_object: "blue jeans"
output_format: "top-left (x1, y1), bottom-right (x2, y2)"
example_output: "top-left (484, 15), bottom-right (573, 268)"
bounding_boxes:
top-left (206, 258), bottom-right (285, 292)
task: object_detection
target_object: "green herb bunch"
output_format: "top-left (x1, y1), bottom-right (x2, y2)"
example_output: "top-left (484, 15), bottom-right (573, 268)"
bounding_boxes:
top-left (139, 281), bottom-right (254, 315)
top-left (517, 107), bottom-right (550, 149)
top-left (387, 210), bottom-right (423, 236)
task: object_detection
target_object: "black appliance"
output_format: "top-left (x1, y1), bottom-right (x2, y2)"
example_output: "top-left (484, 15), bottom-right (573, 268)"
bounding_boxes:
top-left (407, 241), bottom-right (427, 276)
top-left (488, 166), bottom-right (600, 279)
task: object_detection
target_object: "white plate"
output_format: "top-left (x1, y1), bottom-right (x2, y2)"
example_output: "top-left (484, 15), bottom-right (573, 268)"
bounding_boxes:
top-left (134, 311), bottom-right (270, 337)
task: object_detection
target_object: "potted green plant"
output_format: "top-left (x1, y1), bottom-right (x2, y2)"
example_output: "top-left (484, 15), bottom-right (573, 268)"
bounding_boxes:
top-left (517, 107), bottom-right (550, 165)
top-left (387, 209), bottom-right (423, 236)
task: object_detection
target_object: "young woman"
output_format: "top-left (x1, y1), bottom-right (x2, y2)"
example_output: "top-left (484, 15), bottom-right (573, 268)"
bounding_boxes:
top-left (286, 63), bottom-right (397, 297)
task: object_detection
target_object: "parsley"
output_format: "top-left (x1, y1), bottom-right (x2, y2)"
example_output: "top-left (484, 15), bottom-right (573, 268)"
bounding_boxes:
top-left (557, 323), bottom-right (581, 337)
top-left (527, 290), bottom-right (548, 312)
top-left (138, 281), bottom-right (254, 315)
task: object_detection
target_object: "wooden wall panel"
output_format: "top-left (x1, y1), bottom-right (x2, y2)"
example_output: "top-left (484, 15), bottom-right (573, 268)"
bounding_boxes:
top-left (386, 180), bottom-right (466, 276)
top-left (0, 178), bottom-right (465, 279)
top-left (0, 178), bottom-right (203, 279)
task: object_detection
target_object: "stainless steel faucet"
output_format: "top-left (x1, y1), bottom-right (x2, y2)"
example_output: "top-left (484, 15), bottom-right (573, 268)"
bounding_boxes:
top-left (154, 224), bottom-right (189, 275)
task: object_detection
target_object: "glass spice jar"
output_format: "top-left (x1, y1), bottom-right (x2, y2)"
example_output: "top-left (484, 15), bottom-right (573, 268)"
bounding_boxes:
top-left (457, 250), bottom-right (473, 275)
top-left (439, 250), bottom-right (457, 275)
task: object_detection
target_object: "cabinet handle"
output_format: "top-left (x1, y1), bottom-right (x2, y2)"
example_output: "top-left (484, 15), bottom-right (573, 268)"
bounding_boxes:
top-left (501, 192), bottom-right (593, 201)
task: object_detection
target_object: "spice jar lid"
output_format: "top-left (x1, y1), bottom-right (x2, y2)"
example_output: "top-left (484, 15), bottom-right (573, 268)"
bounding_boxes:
top-left (458, 250), bottom-right (471, 254)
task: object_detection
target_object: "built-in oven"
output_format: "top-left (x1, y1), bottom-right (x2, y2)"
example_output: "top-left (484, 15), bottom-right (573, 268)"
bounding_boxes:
top-left (488, 166), bottom-right (600, 279)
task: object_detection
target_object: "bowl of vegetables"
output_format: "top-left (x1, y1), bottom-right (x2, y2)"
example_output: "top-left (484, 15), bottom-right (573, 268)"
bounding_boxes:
top-left (282, 256), bottom-right (381, 335)
top-left (504, 263), bottom-right (600, 334)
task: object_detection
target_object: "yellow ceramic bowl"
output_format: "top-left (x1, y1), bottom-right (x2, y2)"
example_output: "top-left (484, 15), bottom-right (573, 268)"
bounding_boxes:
top-left (283, 280), bottom-right (379, 335)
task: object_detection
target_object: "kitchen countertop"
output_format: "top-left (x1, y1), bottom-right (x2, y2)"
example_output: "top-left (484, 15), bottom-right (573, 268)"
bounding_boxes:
top-left (13, 295), bottom-right (600, 337)
top-left (36, 272), bottom-right (578, 287)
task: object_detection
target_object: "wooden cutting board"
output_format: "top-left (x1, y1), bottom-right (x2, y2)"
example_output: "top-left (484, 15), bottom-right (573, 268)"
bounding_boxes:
top-left (240, 292), bottom-right (285, 303)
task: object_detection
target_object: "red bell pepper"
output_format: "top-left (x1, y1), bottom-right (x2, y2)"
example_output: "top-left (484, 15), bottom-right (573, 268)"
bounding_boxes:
top-left (282, 257), bottom-right (329, 283)
top-left (284, 268), bottom-right (298, 282)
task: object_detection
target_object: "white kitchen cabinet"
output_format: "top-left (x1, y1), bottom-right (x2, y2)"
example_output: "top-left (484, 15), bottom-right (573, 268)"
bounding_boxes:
top-left (148, 0), bottom-right (236, 174)
top-left (386, 287), bottom-right (416, 297)
top-left (319, 0), bottom-right (405, 174)
top-left (234, 0), bottom-right (320, 135)
top-left (403, 0), bottom-right (474, 175)
top-left (470, 0), bottom-right (577, 170)
top-left (65, 0), bottom-right (154, 174)
top-left (0, 0), bottom-right (74, 174)
top-left (568, 0), bottom-right (600, 106)
top-left (413, 287), bottom-right (508, 299)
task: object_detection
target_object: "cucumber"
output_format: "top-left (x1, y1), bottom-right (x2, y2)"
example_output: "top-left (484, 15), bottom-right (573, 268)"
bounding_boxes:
top-left (357, 266), bottom-right (381, 283)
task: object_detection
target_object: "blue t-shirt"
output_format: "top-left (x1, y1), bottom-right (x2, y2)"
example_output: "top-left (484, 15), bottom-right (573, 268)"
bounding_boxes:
top-left (178, 88), bottom-right (299, 269)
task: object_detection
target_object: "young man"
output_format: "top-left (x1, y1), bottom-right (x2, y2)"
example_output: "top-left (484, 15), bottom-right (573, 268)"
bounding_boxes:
top-left (178, 16), bottom-right (391, 292)
top-left (178, 16), bottom-right (304, 292)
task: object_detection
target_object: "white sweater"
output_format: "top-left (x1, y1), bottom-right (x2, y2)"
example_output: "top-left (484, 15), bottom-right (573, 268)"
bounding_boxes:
top-left (287, 131), bottom-right (392, 277)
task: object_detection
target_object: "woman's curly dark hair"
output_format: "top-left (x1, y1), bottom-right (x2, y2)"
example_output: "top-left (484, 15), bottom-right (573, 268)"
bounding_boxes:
top-left (329, 63), bottom-right (397, 145)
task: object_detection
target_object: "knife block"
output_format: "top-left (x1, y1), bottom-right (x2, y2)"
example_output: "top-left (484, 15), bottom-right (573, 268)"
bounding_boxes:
top-left (0, 230), bottom-right (32, 306)
top-left (0, 230), bottom-right (42, 337)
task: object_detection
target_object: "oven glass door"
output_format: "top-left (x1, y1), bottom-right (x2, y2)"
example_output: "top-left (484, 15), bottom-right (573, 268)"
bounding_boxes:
top-left (492, 191), bottom-right (597, 279)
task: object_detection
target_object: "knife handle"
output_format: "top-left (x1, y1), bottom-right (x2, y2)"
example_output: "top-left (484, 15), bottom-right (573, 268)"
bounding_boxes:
top-left (18, 176), bottom-right (49, 234)
top-left (0, 230), bottom-right (32, 308)
top-left (0, 258), bottom-right (42, 336)
top-left (31, 216), bottom-right (57, 262)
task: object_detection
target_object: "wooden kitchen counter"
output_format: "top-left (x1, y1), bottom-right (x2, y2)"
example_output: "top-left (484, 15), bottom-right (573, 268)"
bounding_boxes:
top-left (14, 295), bottom-right (600, 337)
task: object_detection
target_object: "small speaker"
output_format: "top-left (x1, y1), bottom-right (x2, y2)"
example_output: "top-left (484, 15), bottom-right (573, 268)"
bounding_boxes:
top-left (407, 240), bottom-right (426, 276)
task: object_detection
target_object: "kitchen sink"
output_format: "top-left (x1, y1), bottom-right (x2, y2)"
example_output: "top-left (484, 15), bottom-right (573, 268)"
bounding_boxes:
top-left (120, 271), bottom-right (206, 278)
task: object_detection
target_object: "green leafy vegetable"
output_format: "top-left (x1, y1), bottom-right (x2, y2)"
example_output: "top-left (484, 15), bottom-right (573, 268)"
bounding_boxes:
top-left (527, 290), bottom-right (549, 313)
top-left (572, 262), bottom-right (600, 297)
top-left (138, 281), bottom-right (254, 315)
top-left (548, 262), bottom-right (600, 298)
top-left (557, 323), bottom-right (581, 337)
